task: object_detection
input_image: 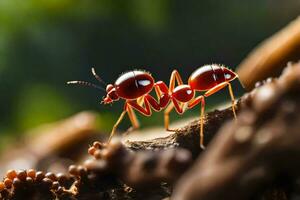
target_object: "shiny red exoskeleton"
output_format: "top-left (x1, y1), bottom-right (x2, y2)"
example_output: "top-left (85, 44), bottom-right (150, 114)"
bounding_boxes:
top-left (68, 69), bottom-right (170, 141)
top-left (163, 64), bottom-right (238, 148)
top-left (67, 64), bottom-right (238, 149)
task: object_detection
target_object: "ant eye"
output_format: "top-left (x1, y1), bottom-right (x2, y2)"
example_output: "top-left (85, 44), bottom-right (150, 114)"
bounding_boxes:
top-left (225, 73), bottom-right (231, 79)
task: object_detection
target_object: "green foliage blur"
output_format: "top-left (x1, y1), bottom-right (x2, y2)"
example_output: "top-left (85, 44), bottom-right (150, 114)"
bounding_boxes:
top-left (0, 0), bottom-right (300, 147)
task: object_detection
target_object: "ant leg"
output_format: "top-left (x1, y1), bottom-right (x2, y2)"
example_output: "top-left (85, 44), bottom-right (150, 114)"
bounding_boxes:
top-left (164, 98), bottom-right (187, 131)
top-left (128, 93), bottom-right (163, 116)
top-left (125, 97), bottom-right (143, 134)
top-left (127, 96), bottom-right (153, 116)
top-left (154, 81), bottom-right (169, 94)
top-left (169, 70), bottom-right (184, 91)
top-left (188, 95), bottom-right (205, 109)
top-left (137, 96), bottom-right (144, 106)
top-left (204, 82), bottom-right (228, 97)
top-left (154, 82), bottom-right (164, 97)
top-left (164, 103), bottom-right (175, 131)
top-left (227, 83), bottom-right (237, 120)
top-left (109, 96), bottom-right (152, 141)
top-left (163, 70), bottom-right (185, 131)
top-left (125, 105), bottom-right (140, 135)
top-left (204, 82), bottom-right (237, 119)
top-left (108, 110), bottom-right (127, 142)
top-left (187, 96), bottom-right (206, 149)
top-left (154, 81), bottom-right (170, 109)
top-left (199, 98), bottom-right (206, 149)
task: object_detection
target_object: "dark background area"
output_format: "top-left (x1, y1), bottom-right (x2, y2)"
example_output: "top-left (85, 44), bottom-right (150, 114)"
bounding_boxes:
top-left (0, 0), bottom-right (300, 149)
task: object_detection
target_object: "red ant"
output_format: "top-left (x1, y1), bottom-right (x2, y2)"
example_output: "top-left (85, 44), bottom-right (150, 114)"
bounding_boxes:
top-left (67, 64), bottom-right (238, 149)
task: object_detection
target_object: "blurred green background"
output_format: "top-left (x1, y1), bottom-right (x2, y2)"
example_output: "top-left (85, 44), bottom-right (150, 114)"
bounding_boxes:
top-left (0, 0), bottom-right (300, 148)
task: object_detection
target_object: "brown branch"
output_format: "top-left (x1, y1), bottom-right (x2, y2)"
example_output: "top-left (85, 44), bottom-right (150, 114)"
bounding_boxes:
top-left (124, 104), bottom-right (239, 157)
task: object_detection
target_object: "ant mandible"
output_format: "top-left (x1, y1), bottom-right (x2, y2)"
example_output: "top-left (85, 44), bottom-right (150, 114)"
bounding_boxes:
top-left (67, 64), bottom-right (238, 149)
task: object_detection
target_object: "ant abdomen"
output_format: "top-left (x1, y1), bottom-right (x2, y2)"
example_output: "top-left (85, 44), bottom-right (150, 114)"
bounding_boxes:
top-left (188, 64), bottom-right (237, 91)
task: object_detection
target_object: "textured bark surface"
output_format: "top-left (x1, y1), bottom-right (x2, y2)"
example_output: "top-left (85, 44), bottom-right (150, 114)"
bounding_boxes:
top-left (125, 104), bottom-right (239, 158)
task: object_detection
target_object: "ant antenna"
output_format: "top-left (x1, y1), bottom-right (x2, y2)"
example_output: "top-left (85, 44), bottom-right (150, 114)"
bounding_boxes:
top-left (67, 81), bottom-right (105, 92)
top-left (91, 67), bottom-right (107, 86)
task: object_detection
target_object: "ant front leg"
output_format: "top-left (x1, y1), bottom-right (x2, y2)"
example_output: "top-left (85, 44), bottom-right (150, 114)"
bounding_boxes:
top-left (124, 105), bottom-right (140, 135)
top-left (204, 81), bottom-right (237, 119)
top-left (109, 109), bottom-right (127, 142)
top-left (126, 93), bottom-right (165, 132)
top-left (127, 94), bottom-right (162, 116)
top-left (108, 101), bottom-right (143, 142)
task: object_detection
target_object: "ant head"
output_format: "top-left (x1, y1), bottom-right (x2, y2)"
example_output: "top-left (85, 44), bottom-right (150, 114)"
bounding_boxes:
top-left (67, 68), bottom-right (121, 105)
top-left (223, 68), bottom-right (238, 82)
top-left (102, 84), bottom-right (119, 104)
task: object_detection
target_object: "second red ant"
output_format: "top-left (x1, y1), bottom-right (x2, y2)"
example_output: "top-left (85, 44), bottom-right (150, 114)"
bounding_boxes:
top-left (68, 64), bottom-right (238, 149)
